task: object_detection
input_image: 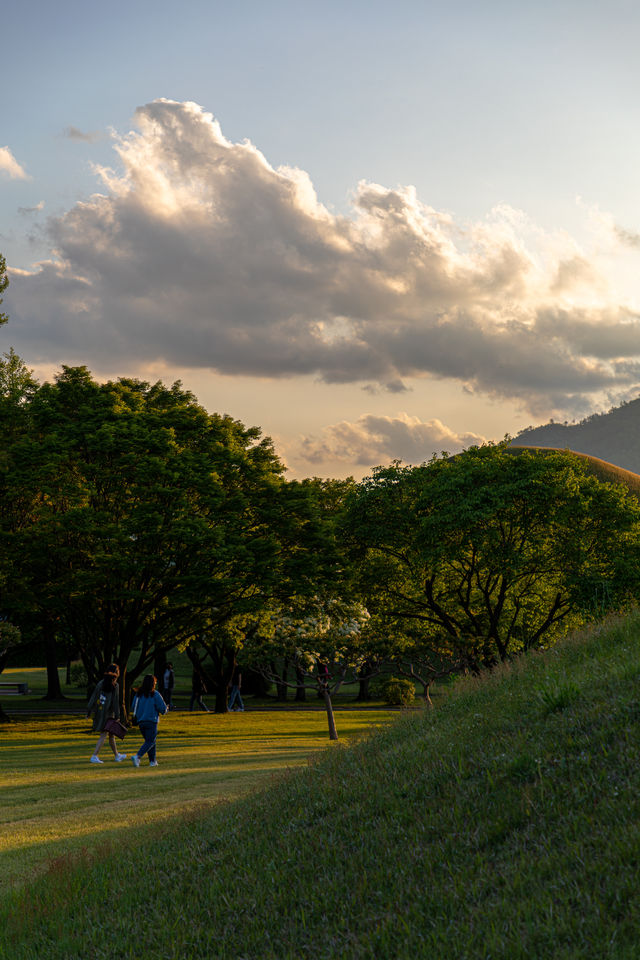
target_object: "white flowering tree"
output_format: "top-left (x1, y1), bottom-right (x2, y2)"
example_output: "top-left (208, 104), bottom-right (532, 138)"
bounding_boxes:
top-left (248, 598), bottom-right (373, 740)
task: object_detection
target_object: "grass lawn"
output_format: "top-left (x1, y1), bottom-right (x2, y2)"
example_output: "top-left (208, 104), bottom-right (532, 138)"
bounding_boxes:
top-left (7, 613), bottom-right (640, 958)
top-left (0, 613), bottom-right (640, 960)
top-left (0, 707), bottom-right (397, 894)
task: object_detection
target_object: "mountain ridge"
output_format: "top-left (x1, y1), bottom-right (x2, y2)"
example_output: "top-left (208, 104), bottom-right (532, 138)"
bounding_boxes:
top-left (511, 395), bottom-right (640, 474)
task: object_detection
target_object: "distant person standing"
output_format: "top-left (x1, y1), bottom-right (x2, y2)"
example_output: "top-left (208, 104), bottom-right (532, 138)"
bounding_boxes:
top-left (130, 675), bottom-right (168, 768)
top-left (189, 669), bottom-right (210, 711)
top-left (228, 665), bottom-right (244, 712)
top-left (162, 662), bottom-right (175, 710)
top-left (86, 663), bottom-right (127, 764)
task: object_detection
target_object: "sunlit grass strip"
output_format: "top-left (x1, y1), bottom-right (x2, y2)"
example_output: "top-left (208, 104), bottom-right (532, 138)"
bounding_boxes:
top-left (4, 612), bottom-right (640, 958)
top-left (0, 709), bottom-right (394, 894)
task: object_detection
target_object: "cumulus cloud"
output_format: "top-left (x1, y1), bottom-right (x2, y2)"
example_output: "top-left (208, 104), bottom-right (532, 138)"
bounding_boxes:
top-left (6, 98), bottom-right (640, 419)
top-left (0, 146), bottom-right (29, 180)
top-left (297, 413), bottom-right (486, 467)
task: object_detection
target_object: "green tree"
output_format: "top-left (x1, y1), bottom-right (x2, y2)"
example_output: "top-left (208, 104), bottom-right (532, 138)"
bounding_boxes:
top-left (0, 367), bottom-right (328, 714)
top-left (0, 351), bottom-right (43, 709)
top-left (246, 597), bottom-right (372, 739)
top-left (345, 444), bottom-right (640, 673)
top-left (188, 478), bottom-right (344, 712)
top-left (0, 254), bottom-right (9, 327)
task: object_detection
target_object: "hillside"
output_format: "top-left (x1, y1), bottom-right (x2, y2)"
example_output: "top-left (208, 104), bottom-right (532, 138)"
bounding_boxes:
top-left (508, 445), bottom-right (640, 498)
top-left (513, 396), bottom-right (640, 473)
top-left (5, 611), bottom-right (640, 959)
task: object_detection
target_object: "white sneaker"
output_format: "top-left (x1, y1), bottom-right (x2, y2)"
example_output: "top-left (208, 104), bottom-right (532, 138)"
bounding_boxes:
top-left (115, 753), bottom-right (127, 762)
top-left (131, 755), bottom-right (140, 768)
top-left (90, 756), bottom-right (103, 764)
top-left (149, 760), bottom-right (158, 767)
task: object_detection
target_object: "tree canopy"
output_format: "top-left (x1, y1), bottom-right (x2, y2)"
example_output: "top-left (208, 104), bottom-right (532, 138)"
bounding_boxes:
top-left (0, 254), bottom-right (8, 327)
top-left (345, 443), bottom-right (640, 672)
top-left (0, 367), bottom-right (329, 709)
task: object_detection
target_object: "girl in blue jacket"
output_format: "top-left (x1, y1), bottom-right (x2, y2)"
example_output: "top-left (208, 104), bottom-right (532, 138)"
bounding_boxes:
top-left (131, 675), bottom-right (168, 768)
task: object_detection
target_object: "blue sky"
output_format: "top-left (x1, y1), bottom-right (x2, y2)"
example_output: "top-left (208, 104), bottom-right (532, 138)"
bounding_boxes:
top-left (2, 0), bottom-right (640, 476)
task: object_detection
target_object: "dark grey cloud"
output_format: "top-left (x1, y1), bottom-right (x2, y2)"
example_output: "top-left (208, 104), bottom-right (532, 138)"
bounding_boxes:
top-left (17, 201), bottom-right (45, 216)
top-left (6, 99), bottom-right (640, 420)
top-left (62, 126), bottom-right (101, 143)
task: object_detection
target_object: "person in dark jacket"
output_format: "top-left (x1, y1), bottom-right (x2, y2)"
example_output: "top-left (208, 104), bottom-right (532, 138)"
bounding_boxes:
top-left (189, 670), bottom-right (209, 711)
top-left (162, 662), bottom-right (175, 710)
top-left (130, 675), bottom-right (168, 768)
top-left (228, 665), bottom-right (244, 712)
top-left (86, 663), bottom-right (126, 764)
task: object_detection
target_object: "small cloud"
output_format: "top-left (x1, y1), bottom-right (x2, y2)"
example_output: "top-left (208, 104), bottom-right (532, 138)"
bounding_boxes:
top-left (615, 225), bottom-right (640, 249)
top-left (0, 146), bottom-right (29, 180)
top-left (384, 379), bottom-right (410, 394)
top-left (297, 412), bottom-right (486, 467)
top-left (17, 201), bottom-right (45, 216)
top-left (362, 380), bottom-right (410, 395)
top-left (62, 125), bottom-right (101, 143)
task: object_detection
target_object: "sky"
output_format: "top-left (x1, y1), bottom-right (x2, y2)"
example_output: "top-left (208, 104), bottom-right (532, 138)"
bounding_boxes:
top-left (3, 0), bottom-right (640, 478)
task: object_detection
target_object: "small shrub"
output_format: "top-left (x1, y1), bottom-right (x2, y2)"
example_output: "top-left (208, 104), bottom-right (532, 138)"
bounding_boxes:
top-left (69, 663), bottom-right (88, 688)
top-left (374, 676), bottom-right (416, 707)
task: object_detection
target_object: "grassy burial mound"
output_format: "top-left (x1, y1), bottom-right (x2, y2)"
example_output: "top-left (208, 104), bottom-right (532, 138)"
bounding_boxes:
top-left (509, 445), bottom-right (640, 499)
top-left (512, 396), bottom-right (640, 475)
top-left (4, 612), bottom-right (640, 959)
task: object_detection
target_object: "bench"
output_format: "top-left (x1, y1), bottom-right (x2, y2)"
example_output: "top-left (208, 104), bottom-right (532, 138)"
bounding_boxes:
top-left (0, 681), bottom-right (30, 695)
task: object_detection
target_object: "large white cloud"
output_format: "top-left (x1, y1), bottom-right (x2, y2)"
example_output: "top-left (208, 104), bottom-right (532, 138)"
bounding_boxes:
top-left (297, 413), bottom-right (486, 467)
top-left (5, 98), bottom-right (640, 419)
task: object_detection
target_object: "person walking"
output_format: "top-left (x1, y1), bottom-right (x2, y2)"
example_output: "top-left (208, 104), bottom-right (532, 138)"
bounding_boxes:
top-left (130, 675), bottom-right (168, 768)
top-left (162, 662), bottom-right (175, 710)
top-left (189, 669), bottom-right (210, 711)
top-left (228, 665), bottom-right (244, 712)
top-left (86, 663), bottom-right (127, 764)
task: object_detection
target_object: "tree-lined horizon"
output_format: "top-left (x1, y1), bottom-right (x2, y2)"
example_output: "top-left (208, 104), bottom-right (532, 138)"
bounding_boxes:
top-left (2, 345), bottom-right (639, 732)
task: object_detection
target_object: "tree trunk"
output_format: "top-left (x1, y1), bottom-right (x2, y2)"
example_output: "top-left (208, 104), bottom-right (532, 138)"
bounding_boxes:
top-left (122, 666), bottom-right (133, 721)
top-left (0, 650), bottom-right (14, 721)
top-left (43, 628), bottom-right (65, 701)
top-left (154, 652), bottom-right (167, 685)
top-left (189, 641), bottom-right (234, 713)
top-left (214, 685), bottom-right (228, 713)
top-left (356, 676), bottom-right (371, 701)
top-left (421, 682), bottom-right (433, 708)
top-left (356, 661), bottom-right (373, 701)
top-left (321, 685), bottom-right (339, 741)
top-left (275, 659), bottom-right (289, 702)
top-left (295, 665), bottom-right (306, 702)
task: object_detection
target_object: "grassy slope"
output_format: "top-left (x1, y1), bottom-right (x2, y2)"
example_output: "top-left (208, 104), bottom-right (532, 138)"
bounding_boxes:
top-left (4, 612), bottom-right (640, 959)
top-left (509, 445), bottom-right (640, 498)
